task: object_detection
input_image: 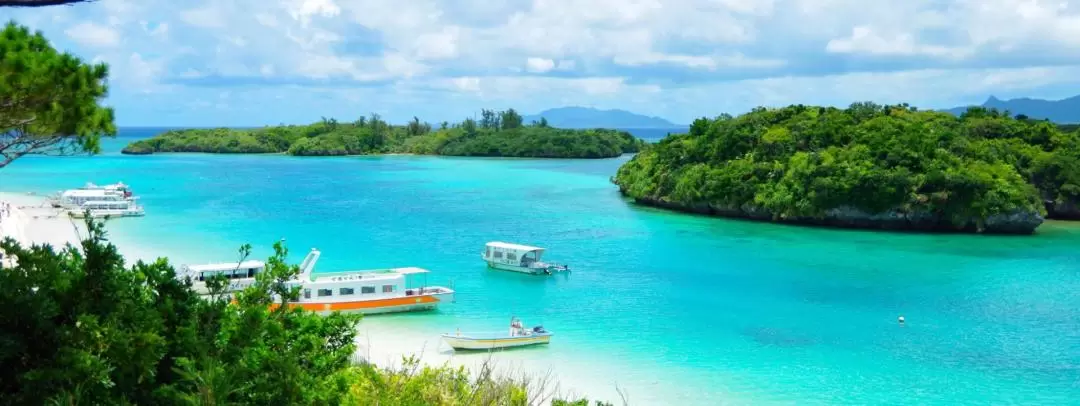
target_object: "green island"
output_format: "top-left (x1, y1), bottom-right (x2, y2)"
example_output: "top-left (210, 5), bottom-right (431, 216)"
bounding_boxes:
top-left (614, 103), bottom-right (1080, 234)
top-left (122, 110), bottom-right (646, 159)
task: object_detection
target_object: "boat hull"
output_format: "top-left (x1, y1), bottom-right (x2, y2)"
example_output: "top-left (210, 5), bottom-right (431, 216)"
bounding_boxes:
top-left (68, 210), bottom-right (145, 219)
top-left (486, 262), bottom-right (567, 275)
top-left (442, 333), bottom-right (552, 350)
top-left (487, 262), bottom-right (545, 274)
top-left (284, 290), bottom-right (454, 315)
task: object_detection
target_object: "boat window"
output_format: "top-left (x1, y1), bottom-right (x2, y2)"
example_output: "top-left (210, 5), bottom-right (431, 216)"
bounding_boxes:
top-left (340, 287), bottom-right (355, 295)
top-left (382, 285), bottom-right (395, 293)
top-left (361, 286), bottom-right (375, 294)
top-left (303, 289), bottom-right (311, 299)
top-left (506, 253), bottom-right (517, 261)
top-left (248, 268), bottom-right (257, 277)
top-left (318, 289), bottom-right (333, 297)
top-left (493, 251), bottom-right (503, 259)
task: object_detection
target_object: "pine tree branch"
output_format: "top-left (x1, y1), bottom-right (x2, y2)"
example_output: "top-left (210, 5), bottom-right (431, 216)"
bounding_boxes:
top-left (0, 0), bottom-right (95, 7)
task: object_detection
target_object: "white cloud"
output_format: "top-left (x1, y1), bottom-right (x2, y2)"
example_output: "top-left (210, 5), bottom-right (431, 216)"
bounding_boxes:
top-left (179, 6), bottom-right (226, 28)
top-left (525, 57), bottom-right (556, 73)
top-left (65, 22), bottom-right (120, 48)
top-left (11, 0), bottom-right (1080, 126)
top-left (285, 0), bottom-right (341, 26)
top-left (452, 76), bottom-right (481, 92)
top-left (414, 26), bottom-right (461, 60)
top-left (614, 52), bottom-right (785, 69)
top-left (826, 26), bottom-right (970, 58)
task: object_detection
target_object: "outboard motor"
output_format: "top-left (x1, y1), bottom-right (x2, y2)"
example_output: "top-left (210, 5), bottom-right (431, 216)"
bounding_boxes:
top-left (533, 326), bottom-right (546, 333)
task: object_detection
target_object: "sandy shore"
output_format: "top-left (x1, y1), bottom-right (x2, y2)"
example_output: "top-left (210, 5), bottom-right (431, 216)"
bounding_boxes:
top-left (0, 192), bottom-right (157, 263)
top-left (0, 192), bottom-right (85, 248)
top-left (353, 317), bottom-right (660, 405)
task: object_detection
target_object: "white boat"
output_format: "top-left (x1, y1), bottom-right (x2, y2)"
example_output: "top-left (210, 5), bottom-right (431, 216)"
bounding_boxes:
top-left (481, 242), bottom-right (569, 275)
top-left (180, 259), bottom-right (272, 295)
top-left (181, 248), bottom-right (320, 296)
top-left (183, 248), bottom-right (454, 315)
top-left (66, 199), bottom-right (145, 218)
top-left (51, 182), bottom-right (135, 209)
top-left (442, 317), bottom-right (553, 350)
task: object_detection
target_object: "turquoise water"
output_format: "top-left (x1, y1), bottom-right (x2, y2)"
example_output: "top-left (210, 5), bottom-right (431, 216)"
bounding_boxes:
top-left (3, 130), bottom-right (1079, 404)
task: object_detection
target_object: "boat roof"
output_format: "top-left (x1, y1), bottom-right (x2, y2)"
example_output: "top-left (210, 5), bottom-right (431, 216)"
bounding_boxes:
top-left (485, 241), bottom-right (544, 251)
top-left (85, 182), bottom-right (127, 189)
top-left (185, 260), bottom-right (266, 272)
top-left (308, 267), bottom-right (430, 283)
top-left (62, 189), bottom-right (123, 197)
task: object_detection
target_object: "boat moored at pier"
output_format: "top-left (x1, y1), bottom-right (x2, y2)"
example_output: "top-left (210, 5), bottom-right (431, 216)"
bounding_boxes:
top-left (52, 182), bottom-right (144, 218)
top-left (67, 200), bottom-right (145, 218)
top-left (51, 182), bottom-right (135, 209)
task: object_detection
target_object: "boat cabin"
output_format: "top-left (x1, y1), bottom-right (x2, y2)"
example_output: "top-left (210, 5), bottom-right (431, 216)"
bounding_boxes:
top-left (57, 189), bottom-right (135, 208)
top-left (80, 200), bottom-right (136, 211)
top-left (483, 242), bottom-right (546, 268)
top-left (183, 260), bottom-right (266, 282)
top-left (288, 267), bottom-right (439, 303)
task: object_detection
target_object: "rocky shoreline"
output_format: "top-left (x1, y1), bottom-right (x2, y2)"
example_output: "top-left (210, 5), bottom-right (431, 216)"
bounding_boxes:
top-left (617, 185), bottom-right (1045, 235)
top-left (1045, 198), bottom-right (1080, 220)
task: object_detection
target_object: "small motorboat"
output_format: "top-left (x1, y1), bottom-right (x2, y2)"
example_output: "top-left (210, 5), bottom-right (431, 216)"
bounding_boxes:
top-left (442, 317), bottom-right (553, 350)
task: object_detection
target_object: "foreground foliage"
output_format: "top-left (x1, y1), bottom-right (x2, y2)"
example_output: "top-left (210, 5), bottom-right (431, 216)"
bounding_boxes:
top-left (0, 221), bottom-right (610, 405)
top-left (0, 21), bottom-right (115, 168)
top-left (614, 104), bottom-right (1080, 233)
top-left (123, 110), bottom-right (646, 159)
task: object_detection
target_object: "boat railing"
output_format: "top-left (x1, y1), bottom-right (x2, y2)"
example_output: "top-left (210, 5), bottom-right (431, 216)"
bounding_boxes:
top-left (406, 286), bottom-right (452, 296)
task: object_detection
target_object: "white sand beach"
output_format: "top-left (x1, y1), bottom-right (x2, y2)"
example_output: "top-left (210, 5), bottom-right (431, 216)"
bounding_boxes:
top-left (0, 192), bottom-right (85, 248)
top-left (0, 192), bottom-right (157, 264)
top-left (353, 318), bottom-right (658, 405)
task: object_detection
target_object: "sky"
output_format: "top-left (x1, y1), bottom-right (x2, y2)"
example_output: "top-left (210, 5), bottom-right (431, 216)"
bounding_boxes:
top-left (4, 0), bottom-right (1080, 127)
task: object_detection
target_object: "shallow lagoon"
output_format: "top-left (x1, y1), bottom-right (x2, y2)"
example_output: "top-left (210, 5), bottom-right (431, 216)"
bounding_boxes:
top-left (3, 130), bottom-right (1078, 404)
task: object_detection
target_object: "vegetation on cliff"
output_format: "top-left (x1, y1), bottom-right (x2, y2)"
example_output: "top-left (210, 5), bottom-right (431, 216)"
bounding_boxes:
top-left (614, 103), bottom-right (1080, 233)
top-left (0, 220), bottom-right (611, 405)
top-left (122, 109), bottom-right (646, 159)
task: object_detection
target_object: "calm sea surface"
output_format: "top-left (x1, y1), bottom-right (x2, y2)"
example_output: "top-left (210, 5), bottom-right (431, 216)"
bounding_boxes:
top-left (2, 128), bottom-right (1078, 404)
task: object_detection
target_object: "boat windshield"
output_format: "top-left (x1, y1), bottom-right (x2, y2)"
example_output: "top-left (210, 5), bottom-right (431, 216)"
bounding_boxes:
top-left (520, 250), bottom-right (543, 266)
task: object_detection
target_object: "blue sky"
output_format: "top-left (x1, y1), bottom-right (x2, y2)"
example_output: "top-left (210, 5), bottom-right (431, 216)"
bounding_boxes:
top-left (5, 0), bottom-right (1080, 127)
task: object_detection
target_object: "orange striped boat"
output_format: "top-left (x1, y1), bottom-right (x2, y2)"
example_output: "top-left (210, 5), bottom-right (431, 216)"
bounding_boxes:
top-left (282, 266), bottom-right (454, 315)
top-left (185, 248), bottom-right (454, 315)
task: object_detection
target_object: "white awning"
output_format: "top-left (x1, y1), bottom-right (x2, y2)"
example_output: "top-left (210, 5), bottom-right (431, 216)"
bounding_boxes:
top-left (485, 241), bottom-right (544, 252)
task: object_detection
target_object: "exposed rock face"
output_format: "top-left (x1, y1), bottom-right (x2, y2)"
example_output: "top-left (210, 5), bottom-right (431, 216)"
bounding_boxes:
top-left (1046, 198), bottom-right (1080, 220)
top-left (620, 190), bottom-right (1044, 235)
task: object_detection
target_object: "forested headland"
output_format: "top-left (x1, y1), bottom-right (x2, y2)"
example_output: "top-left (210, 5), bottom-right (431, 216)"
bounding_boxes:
top-left (614, 103), bottom-right (1080, 234)
top-left (122, 110), bottom-right (646, 159)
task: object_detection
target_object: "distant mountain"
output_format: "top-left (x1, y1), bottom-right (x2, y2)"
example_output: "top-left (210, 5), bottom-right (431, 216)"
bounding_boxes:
top-left (522, 107), bottom-right (680, 128)
top-left (943, 95), bottom-right (1080, 123)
